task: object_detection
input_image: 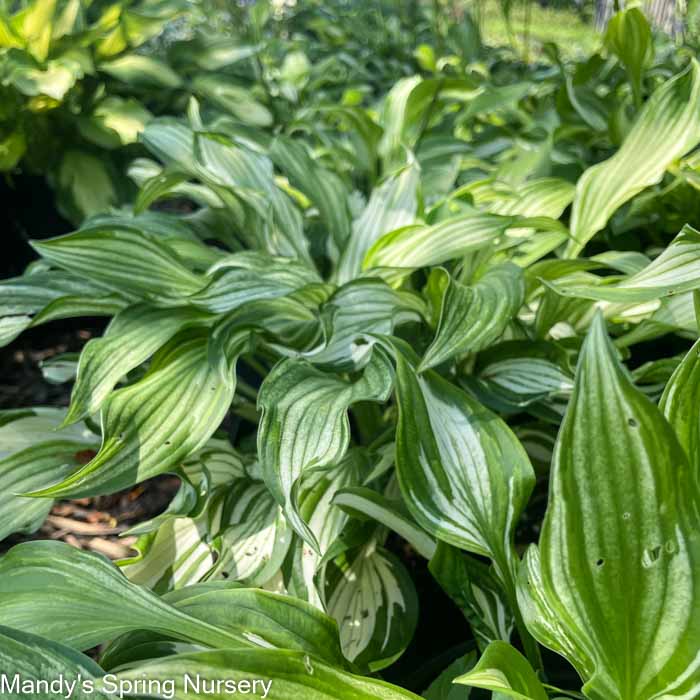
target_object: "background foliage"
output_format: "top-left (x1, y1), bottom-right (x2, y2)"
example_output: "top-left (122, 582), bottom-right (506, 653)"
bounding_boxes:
top-left (1, 1), bottom-right (700, 699)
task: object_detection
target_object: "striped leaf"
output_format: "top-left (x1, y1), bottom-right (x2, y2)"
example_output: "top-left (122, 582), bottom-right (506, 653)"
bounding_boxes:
top-left (28, 331), bottom-right (245, 498)
top-left (336, 161), bottom-right (420, 283)
top-left (393, 341), bottom-right (535, 572)
top-left (327, 541), bottom-right (418, 671)
top-left (112, 648), bottom-right (421, 700)
top-left (454, 641), bottom-right (548, 700)
top-left (258, 350), bottom-right (393, 546)
top-left (64, 304), bottom-right (210, 425)
top-left (0, 626), bottom-right (108, 698)
top-left (567, 59), bottom-right (700, 256)
top-left (32, 224), bottom-right (206, 303)
top-left (547, 225), bottom-right (700, 302)
top-left (420, 264), bottom-right (525, 371)
top-left (517, 314), bottom-right (700, 700)
top-left (305, 278), bottom-right (425, 371)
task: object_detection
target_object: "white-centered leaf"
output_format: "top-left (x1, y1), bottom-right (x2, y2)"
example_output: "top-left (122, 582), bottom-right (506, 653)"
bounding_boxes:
top-left (517, 313), bottom-right (700, 700)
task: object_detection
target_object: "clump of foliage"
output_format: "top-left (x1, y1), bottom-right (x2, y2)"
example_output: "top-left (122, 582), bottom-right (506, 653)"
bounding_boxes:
top-left (1, 2), bottom-right (700, 699)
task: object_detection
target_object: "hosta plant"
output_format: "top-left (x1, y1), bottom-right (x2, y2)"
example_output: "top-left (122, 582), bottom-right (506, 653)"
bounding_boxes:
top-left (1, 5), bottom-right (700, 699)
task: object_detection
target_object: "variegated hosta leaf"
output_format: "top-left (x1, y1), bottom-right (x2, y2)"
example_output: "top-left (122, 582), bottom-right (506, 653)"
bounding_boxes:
top-left (333, 486), bottom-right (436, 560)
top-left (215, 479), bottom-right (291, 586)
top-left (423, 652), bottom-right (476, 700)
top-left (270, 136), bottom-right (352, 252)
top-left (190, 251), bottom-right (321, 314)
top-left (258, 350), bottom-right (393, 546)
top-left (64, 304), bottom-right (210, 425)
top-left (0, 541), bottom-right (243, 651)
top-left (429, 542), bottom-right (513, 651)
top-left (420, 264), bottom-right (525, 371)
top-left (454, 641), bottom-right (548, 700)
top-left (113, 649), bottom-right (422, 700)
top-left (364, 211), bottom-right (565, 273)
top-left (660, 337), bottom-right (700, 489)
top-left (32, 224), bottom-right (206, 304)
top-left (336, 160), bottom-right (420, 283)
top-left (392, 340), bottom-right (535, 576)
top-left (567, 59), bottom-right (700, 256)
top-left (0, 269), bottom-right (125, 347)
top-left (0, 626), bottom-right (109, 698)
top-left (326, 540), bottom-right (418, 671)
top-left (0, 541), bottom-right (348, 665)
top-left (0, 441), bottom-right (92, 541)
top-left (548, 225), bottom-right (700, 303)
top-left (305, 278), bottom-right (425, 371)
top-left (295, 450), bottom-right (369, 608)
top-left (120, 516), bottom-right (216, 593)
top-left (518, 314), bottom-right (700, 700)
top-left (28, 330), bottom-right (247, 498)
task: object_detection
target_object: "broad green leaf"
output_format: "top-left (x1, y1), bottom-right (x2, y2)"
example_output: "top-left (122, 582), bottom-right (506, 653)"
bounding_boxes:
top-left (258, 350), bottom-right (393, 545)
top-left (327, 542), bottom-right (418, 671)
top-left (80, 96), bottom-right (152, 148)
top-left (28, 331), bottom-right (244, 497)
top-left (393, 341), bottom-right (535, 577)
top-left (32, 224), bottom-right (206, 303)
top-left (0, 541), bottom-right (347, 665)
top-left (0, 625), bottom-right (108, 699)
top-left (567, 60), bottom-right (700, 256)
top-left (660, 337), bottom-right (700, 487)
top-left (113, 648), bottom-right (421, 699)
top-left (454, 641), bottom-right (548, 700)
top-left (518, 313), bottom-right (700, 700)
top-left (64, 304), bottom-right (209, 425)
top-left (421, 264), bottom-right (525, 371)
top-left (334, 486), bottom-right (436, 560)
top-left (336, 161), bottom-right (420, 283)
top-left (0, 541), bottom-right (243, 651)
top-left (548, 225), bottom-right (700, 302)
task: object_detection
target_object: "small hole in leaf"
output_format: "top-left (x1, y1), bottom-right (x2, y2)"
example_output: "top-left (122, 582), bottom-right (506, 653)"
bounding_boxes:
top-left (595, 559), bottom-right (604, 567)
top-left (628, 418), bottom-right (638, 427)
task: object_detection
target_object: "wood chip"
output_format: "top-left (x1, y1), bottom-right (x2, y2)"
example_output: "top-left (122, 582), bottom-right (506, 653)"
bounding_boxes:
top-left (44, 515), bottom-right (124, 536)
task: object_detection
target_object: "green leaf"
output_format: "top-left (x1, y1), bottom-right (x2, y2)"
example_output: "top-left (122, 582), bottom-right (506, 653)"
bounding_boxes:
top-left (28, 331), bottom-right (244, 497)
top-left (454, 641), bottom-right (548, 700)
top-left (0, 541), bottom-right (244, 651)
top-left (192, 75), bottom-right (273, 127)
top-left (660, 337), bottom-right (700, 490)
top-left (336, 161), bottom-right (420, 283)
top-left (421, 264), bottom-right (525, 371)
top-left (517, 313), bottom-right (700, 699)
top-left (258, 350), bottom-right (393, 545)
top-left (112, 648), bottom-right (421, 699)
top-left (32, 224), bottom-right (206, 303)
top-left (0, 441), bottom-right (91, 540)
top-left (0, 625), bottom-right (108, 697)
top-left (567, 60), bottom-right (700, 256)
top-left (547, 225), bottom-right (700, 302)
top-left (65, 304), bottom-right (209, 425)
top-left (100, 54), bottom-right (183, 88)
